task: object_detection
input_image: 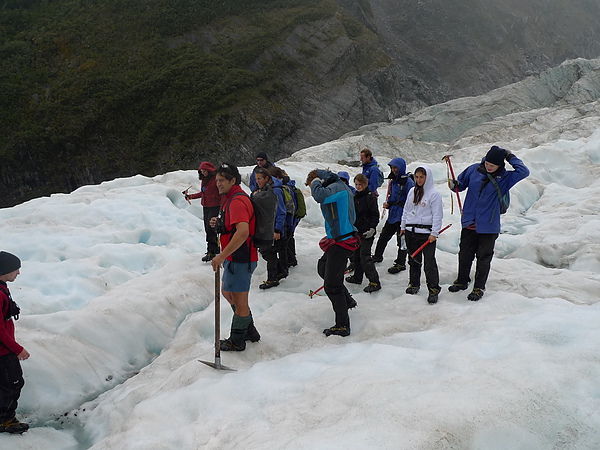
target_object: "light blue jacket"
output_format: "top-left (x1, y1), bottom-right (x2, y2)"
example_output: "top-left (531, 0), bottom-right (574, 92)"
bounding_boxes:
top-left (311, 170), bottom-right (357, 241)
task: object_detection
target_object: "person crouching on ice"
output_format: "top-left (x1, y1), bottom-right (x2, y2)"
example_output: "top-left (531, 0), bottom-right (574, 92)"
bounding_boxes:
top-left (306, 169), bottom-right (360, 337)
top-left (400, 166), bottom-right (443, 304)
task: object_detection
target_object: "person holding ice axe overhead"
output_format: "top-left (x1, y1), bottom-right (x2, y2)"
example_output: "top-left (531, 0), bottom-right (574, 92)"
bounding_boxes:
top-left (447, 146), bottom-right (530, 301)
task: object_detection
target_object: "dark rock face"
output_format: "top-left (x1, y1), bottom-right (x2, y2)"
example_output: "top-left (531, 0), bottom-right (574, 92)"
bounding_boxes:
top-left (207, 0), bottom-right (600, 161)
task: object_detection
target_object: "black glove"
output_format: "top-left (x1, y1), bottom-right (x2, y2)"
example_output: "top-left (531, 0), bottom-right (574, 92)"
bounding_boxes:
top-left (505, 151), bottom-right (515, 162)
top-left (448, 179), bottom-right (459, 191)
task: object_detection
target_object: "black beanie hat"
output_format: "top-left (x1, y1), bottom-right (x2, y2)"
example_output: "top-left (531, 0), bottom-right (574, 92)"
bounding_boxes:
top-left (256, 151), bottom-right (268, 160)
top-left (485, 146), bottom-right (506, 166)
top-left (0, 251), bottom-right (21, 276)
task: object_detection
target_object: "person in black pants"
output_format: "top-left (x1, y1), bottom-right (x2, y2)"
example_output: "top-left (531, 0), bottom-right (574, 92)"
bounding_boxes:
top-left (346, 174), bottom-right (381, 293)
top-left (307, 169), bottom-right (360, 337)
top-left (400, 166), bottom-right (444, 304)
top-left (0, 252), bottom-right (30, 434)
top-left (372, 158), bottom-right (414, 274)
top-left (447, 146), bottom-right (529, 301)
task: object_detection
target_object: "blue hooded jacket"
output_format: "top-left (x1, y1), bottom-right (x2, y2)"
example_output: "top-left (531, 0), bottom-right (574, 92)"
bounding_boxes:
top-left (385, 157), bottom-right (414, 224)
top-left (457, 155), bottom-right (529, 233)
top-left (311, 170), bottom-right (357, 241)
top-left (362, 158), bottom-right (382, 194)
top-left (271, 177), bottom-right (287, 235)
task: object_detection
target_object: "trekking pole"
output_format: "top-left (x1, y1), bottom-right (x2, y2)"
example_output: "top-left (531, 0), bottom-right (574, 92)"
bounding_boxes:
top-left (409, 224), bottom-right (452, 258)
top-left (182, 186), bottom-right (192, 205)
top-left (442, 155), bottom-right (463, 215)
top-left (199, 265), bottom-right (235, 371)
top-left (309, 268), bottom-right (351, 298)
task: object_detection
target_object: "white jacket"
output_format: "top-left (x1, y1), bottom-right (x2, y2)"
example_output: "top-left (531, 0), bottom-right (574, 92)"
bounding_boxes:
top-left (401, 165), bottom-right (444, 236)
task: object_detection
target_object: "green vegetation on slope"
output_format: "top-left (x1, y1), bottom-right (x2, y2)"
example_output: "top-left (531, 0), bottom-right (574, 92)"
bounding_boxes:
top-left (0, 0), bottom-right (347, 205)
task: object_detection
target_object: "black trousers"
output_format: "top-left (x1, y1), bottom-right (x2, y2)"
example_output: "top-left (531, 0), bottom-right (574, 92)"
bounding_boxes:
top-left (317, 244), bottom-right (354, 328)
top-left (373, 221), bottom-right (408, 265)
top-left (260, 236), bottom-right (289, 281)
top-left (405, 231), bottom-right (440, 291)
top-left (0, 353), bottom-right (24, 422)
top-left (456, 228), bottom-right (499, 290)
top-left (352, 236), bottom-right (379, 284)
top-left (203, 206), bottom-right (220, 255)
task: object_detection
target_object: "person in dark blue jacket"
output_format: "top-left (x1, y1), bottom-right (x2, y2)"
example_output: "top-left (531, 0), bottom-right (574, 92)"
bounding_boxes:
top-left (373, 158), bottom-right (414, 274)
top-left (307, 169), bottom-right (359, 337)
top-left (249, 152), bottom-right (276, 192)
top-left (337, 171), bottom-right (356, 195)
top-left (448, 146), bottom-right (530, 301)
top-left (360, 149), bottom-right (382, 197)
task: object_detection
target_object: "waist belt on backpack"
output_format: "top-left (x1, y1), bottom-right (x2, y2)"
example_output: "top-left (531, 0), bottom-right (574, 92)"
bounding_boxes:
top-left (405, 223), bottom-right (432, 233)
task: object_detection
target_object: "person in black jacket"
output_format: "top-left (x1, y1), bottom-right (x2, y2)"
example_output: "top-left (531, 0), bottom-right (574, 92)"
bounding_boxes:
top-left (346, 174), bottom-right (381, 293)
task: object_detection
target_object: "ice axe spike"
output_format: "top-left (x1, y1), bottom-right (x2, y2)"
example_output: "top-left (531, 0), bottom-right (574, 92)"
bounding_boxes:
top-left (199, 266), bottom-right (236, 371)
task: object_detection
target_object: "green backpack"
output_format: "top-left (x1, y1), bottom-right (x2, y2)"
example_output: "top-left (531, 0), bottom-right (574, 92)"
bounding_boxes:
top-left (291, 185), bottom-right (306, 219)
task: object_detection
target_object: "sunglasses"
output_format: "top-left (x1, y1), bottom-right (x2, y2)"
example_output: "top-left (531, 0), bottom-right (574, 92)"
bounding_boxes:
top-left (256, 158), bottom-right (265, 162)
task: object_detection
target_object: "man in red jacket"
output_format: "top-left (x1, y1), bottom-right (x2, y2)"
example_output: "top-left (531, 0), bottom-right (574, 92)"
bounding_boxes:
top-left (0, 251), bottom-right (30, 434)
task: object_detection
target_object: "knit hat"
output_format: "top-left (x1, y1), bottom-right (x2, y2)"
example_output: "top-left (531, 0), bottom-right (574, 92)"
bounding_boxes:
top-left (256, 151), bottom-right (268, 160)
top-left (485, 146), bottom-right (506, 166)
top-left (0, 251), bottom-right (21, 276)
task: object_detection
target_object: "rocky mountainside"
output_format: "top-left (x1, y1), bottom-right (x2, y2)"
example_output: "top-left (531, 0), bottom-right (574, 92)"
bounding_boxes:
top-left (1, 0), bottom-right (599, 206)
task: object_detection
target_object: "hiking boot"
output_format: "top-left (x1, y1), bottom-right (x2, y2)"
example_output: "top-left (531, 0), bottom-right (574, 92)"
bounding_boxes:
top-left (0, 417), bottom-right (29, 434)
top-left (388, 263), bottom-right (406, 274)
top-left (363, 282), bottom-right (381, 293)
top-left (323, 326), bottom-right (351, 337)
top-left (372, 255), bottom-right (383, 263)
top-left (448, 280), bottom-right (469, 292)
top-left (427, 288), bottom-right (440, 304)
top-left (345, 276), bottom-right (362, 284)
top-left (259, 280), bottom-right (279, 290)
top-left (467, 288), bottom-right (485, 301)
top-left (276, 271), bottom-right (289, 281)
top-left (405, 284), bottom-right (420, 295)
top-left (220, 338), bottom-right (246, 351)
top-left (201, 253), bottom-right (215, 262)
top-left (245, 322), bottom-right (261, 342)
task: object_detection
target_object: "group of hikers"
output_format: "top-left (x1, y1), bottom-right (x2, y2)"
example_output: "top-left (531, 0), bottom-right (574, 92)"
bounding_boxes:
top-left (0, 146), bottom-right (529, 433)
top-left (182, 145), bottom-right (529, 349)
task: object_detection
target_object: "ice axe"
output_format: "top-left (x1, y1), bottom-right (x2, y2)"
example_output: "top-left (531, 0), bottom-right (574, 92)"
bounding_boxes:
top-left (442, 155), bottom-right (463, 215)
top-left (409, 223), bottom-right (452, 259)
top-left (199, 265), bottom-right (235, 371)
top-left (182, 186), bottom-right (192, 205)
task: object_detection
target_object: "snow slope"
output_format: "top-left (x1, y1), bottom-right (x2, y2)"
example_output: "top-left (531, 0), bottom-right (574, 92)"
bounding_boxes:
top-left (2, 58), bottom-right (600, 449)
